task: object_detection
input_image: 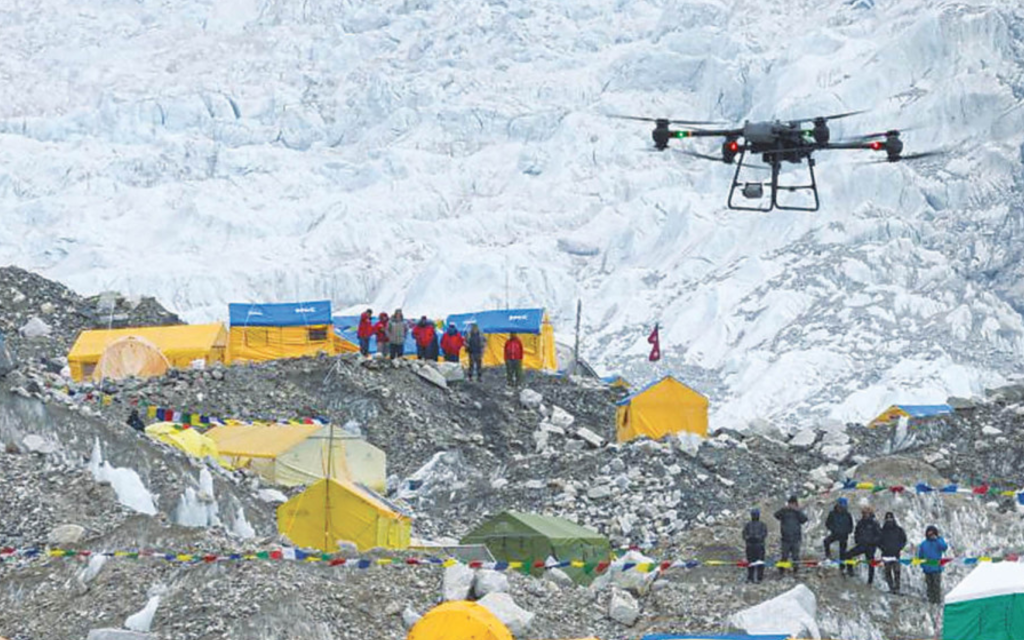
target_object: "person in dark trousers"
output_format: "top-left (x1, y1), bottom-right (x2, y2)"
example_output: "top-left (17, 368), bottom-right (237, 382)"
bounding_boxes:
top-left (824, 496), bottom-right (855, 576)
top-left (373, 311), bottom-right (390, 358)
top-left (386, 309), bottom-right (406, 359)
top-left (844, 505), bottom-right (882, 585)
top-left (428, 326), bottom-right (441, 361)
top-left (918, 524), bottom-right (948, 604)
top-left (504, 332), bottom-right (524, 387)
top-left (126, 408), bottom-right (145, 432)
top-left (742, 508), bottom-right (768, 583)
top-left (440, 323), bottom-right (464, 363)
top-left (773, 495), bottom-right (808, 576)
top-left (412, 316), bottom-right (435, 361)
top-left (879, 511), bottom-right (908, 594)
top-left (466, 324), bottom-right (485, 381)
top-left (357, 308), bottom-right (374, 356)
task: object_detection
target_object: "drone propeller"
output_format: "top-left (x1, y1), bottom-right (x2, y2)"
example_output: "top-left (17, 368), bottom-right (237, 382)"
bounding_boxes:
top-left (862, 149), bottom-right (945, 164)
top-left (788, 109), bottom-right (868, 125)
top-left (674, 149), bottom-right (731, 163)
top-left (610, 114), bottom-right (726, 125)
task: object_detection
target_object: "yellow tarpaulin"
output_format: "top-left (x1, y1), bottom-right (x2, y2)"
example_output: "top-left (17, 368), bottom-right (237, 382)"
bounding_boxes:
top-left (407, 601), bottom-right (512, 640)
top-left (92, 336), bottom-right (170, 382)
top-left (67, 323), bottom-right (228, 381)
top-left (615, 375), bottom-right (709, 442)
top-left (277, 478), bottom-right (411, 552)
top-left (228, 325), bottom-right (336, 363)
top-left (205, 423), bottom-right (320, 460)
top-left (457, 320), bottom-right (558, 371)
top-left (144, 422), bottom-right (221, 462)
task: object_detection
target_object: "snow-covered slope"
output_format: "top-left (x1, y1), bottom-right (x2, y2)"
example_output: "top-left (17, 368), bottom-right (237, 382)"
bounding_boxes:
top-left (1, 0), bottom-right (1023, 428)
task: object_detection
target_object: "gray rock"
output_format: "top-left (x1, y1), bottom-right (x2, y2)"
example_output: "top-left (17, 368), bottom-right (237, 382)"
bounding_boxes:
top-left (544, 567), bottom-right (575, 588)
top-left (587, 485), bottom-right (612, 500)
top-left (19, 316), bottom-right (52, 338)
top-left (477, 592), bottom-right (535, 636)
top-left (608, 588), bottom-right (640, 626)
top-left (549, 405), bottom-right (575, 429)
top-left (519, 388), bottom-right (543, 408)
top-left (414, 365), bottom-right (448, 389)
top-left (443, 563), bottom-right (474, 601)
top-left (401, 605), bottom-right (422, 629)
top-left (47, 524), bottom-right (85, 545)
top-left (86, 631), bottom-right (155, 640)
top-left (472, 569), bottom-right (510, 598)
top-left (576, 427), bottom-right (605, 448)
top-left (22, 434), bottom-right (57, 455)
top-left (789, 429), bottom-right (818, 449)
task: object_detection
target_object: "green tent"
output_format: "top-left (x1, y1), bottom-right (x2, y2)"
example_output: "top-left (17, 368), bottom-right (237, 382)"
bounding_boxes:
top-left (944, 562), bottom-right (1024, 640)
top-left (460, 511), bottom-right (612, 585)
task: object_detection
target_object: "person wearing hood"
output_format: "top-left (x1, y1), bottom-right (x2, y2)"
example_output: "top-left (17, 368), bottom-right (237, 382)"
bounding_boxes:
top-left (356, 308), bottom-right (374, 356)
top-left (824, 497), bottom-right (854, 576)
top-left (386, 309), bottom-right (407, 359)
top-left (773, 495), bottom-right (808, 576)
top-left (844, 505), bottom-right (882, 585)
top-left (440, 323), bottom-right (465, 363)
top-left (412, 316), bottom-right (436, 361)
top-left (742, 508), bottom-right (768, 583)
top-left (373, 312), bottom-right (390, 358)
top-left (126, 408), bottom-right (145, 432)
top-left (466, 324), bottom-right (485, 381)
top-left (879, 511), bottom-right (908, 594)
top-left (918, 524), bottom-right (948, 604)
top-left (503, 332), bottom-right (524, 387)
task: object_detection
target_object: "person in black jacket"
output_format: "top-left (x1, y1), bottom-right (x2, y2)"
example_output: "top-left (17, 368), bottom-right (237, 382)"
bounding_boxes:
top-left (742, 508), bottom-right (768, 583)
top-left (773, 496), bottom-right (808, 576)
top-left (843, 505), bottom-right (882, 585)
top-left (126, 408), bottom-right (145, 432)
top-left (824, 496), bottom-right (855, 576)
top-left (879, 511), bottom-right (908, 594)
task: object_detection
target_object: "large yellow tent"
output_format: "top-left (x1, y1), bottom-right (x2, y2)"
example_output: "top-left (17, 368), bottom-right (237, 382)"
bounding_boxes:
top-left (277, 478), bottom-right (411, 552)
top-left (144, 422), bottom-right (222, 462)
top-left (204, 423), bottom-right (385, 491)
top-left (228, 301), bottom-right (337, 363)
top-left (67, 323), bottom-right (228, 382)
top-left (615, 375), bottom-right (709, 442)
top-left (447, 308), bottom-right (557, 371)
top-left (407, 602), bottom-right (512, 640)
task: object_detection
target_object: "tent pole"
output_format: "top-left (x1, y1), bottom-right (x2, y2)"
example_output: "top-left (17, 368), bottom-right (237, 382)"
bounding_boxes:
top-left (572, 299), bottom-right (581, 376)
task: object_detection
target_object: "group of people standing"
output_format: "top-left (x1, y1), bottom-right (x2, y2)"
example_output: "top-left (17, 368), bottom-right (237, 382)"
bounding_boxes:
top-left (742, 495), bottom-right (950, 604)
top-left (355, 309), bottom-right (526, 385)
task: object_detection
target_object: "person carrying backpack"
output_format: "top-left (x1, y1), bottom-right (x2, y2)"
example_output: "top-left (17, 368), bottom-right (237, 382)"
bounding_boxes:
top-left (503, 333), bottom-right (524, 387)
top-left (824, 497), bottom-right (854, 576)
top-left (466, 324), bottom-right (485, 381)
top-left (412, 317), bottom-right (436, 361)
top-left (844, 505), bottom-right (882, 585)
top-left (373, 312), bottom-right (390, 358)
top-left (386, 309), bottom-right (407, 359)
top-left (918, 525), bottom-right (949, 604)
top-left (356, 308), bottom-right (374, 356)
top-left (879, 511), bottom-right (907, 594)
top-left (742, 508), bottom-right (768, 583)
top-left (773, 495), bottom-right (808, 576)
top-left (440, 323), bottom-right (464, 363)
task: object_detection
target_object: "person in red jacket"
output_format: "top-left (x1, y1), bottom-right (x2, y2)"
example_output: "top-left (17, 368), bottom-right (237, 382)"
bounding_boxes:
top-left (440, 323), bottom-right (464, 363)
top-left (412, 316), bottom-right (436, 361)
top-left (503, 332), bottom-right (524, 387)
top-left (356, 308), bottom-right (374, 356)
top-left (373, 312), bottom-right (390, 358)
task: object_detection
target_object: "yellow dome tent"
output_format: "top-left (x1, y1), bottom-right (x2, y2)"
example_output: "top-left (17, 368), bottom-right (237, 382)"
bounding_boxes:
top-left (92, 336), bottom-right (170, 381)
top-left (277, 478), bottom-right (411, 552)
top-left (144, 422), bottom-right (223, 463)
top-left (407, 601), bottom-right (512, 640)
top-left (615, 375), bottom-right (709, 442)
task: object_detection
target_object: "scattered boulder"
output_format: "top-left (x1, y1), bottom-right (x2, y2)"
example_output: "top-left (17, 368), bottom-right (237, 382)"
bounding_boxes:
top-left (443, 563), bottom-right (475, 601)
top-left (519, 388), bottom-right (543, 409)
top-left (608, 588), bottom-right (640, 626)
top-left (575, 427), bottom-right (605, 448)
top-left (22, 434), bottom-right (57, 455)
top-left (86, 631), bottom-right (155, 640)
top-left (47, 524), bottom-right (86, 546)
top-left (477, 592), bottom-right (535, 636)
top-left (401, 605), bottom-right (422, 629)
top-left (19, 316), bottom-right (52, 338)
top-left (729, 584), bottom-right (820, 639)
top-left (472, 569), bottom-right (510, 598)
top-left (549, 405), bottom-right (575, 429)
top-left (414, 364), bottom-right (448, 389)
top-left (789, 428), bottom-right (817, 449)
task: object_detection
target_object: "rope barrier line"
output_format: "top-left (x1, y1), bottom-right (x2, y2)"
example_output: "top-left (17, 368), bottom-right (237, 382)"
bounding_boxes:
top-left (2, 546), bottom-right (1019, 572)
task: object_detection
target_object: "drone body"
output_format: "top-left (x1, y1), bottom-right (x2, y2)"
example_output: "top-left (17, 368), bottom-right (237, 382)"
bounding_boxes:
top-left (619, 111), bottom-right (934, 211)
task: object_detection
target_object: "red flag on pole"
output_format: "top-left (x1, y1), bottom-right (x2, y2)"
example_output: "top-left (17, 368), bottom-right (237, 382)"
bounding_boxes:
top-left (648, 324), bottom-right (661, 362)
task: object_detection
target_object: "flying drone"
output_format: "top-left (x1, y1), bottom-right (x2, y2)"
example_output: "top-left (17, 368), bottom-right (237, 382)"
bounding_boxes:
top-left (615, 111), bottom-right (939, 212)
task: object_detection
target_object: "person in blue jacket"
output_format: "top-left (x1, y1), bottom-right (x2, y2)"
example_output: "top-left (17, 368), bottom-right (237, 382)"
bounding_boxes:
top-left (917, 524), bottom-right (948, 604)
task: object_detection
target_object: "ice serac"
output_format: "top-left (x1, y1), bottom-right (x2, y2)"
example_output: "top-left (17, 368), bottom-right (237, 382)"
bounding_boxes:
top-left (1, 0), bottom-right (1023, 430)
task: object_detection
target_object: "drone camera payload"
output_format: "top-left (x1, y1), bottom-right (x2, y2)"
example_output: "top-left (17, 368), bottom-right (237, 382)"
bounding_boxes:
top-left (616, 111), bottom-right (938, 211)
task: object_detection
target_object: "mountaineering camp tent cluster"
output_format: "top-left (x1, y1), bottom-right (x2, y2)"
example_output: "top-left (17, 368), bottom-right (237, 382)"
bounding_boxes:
top-left (943, 561), bottom-right (1024, 640)
top-left (460, 511), bottom-right (611, 585)
top-left (144, 423), bottom-right (222, 463)
top-left (228, 300), bottom-right (351, 362)
top-left (447, 308), bottom-right (557, 371)
top-left (67, 323), bottom-right (229, 381)
top-left (869, 404), bottom-right (955, 427)
top-left (204, 423), bottom-right (386, 492)
top-left (615, 375), bottom-right (709, 443)
top-left (277, 478), bottom-right (411, 552)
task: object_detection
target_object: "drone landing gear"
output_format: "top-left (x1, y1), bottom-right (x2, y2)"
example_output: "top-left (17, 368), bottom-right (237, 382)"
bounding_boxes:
top-left (727, 151), bottom-right (821, 212)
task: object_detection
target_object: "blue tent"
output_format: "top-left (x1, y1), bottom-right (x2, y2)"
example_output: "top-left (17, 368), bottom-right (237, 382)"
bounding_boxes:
top-left (642, 635), bottom-right (789, 640)
top-left (229, 301), bottom-right (332, 327)
top-left (897, 404), bottom-right (954, 418)
top-left (333, 316), bottom-right (421, 356)
top-left (446, 308), bottom-right (545, 334)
